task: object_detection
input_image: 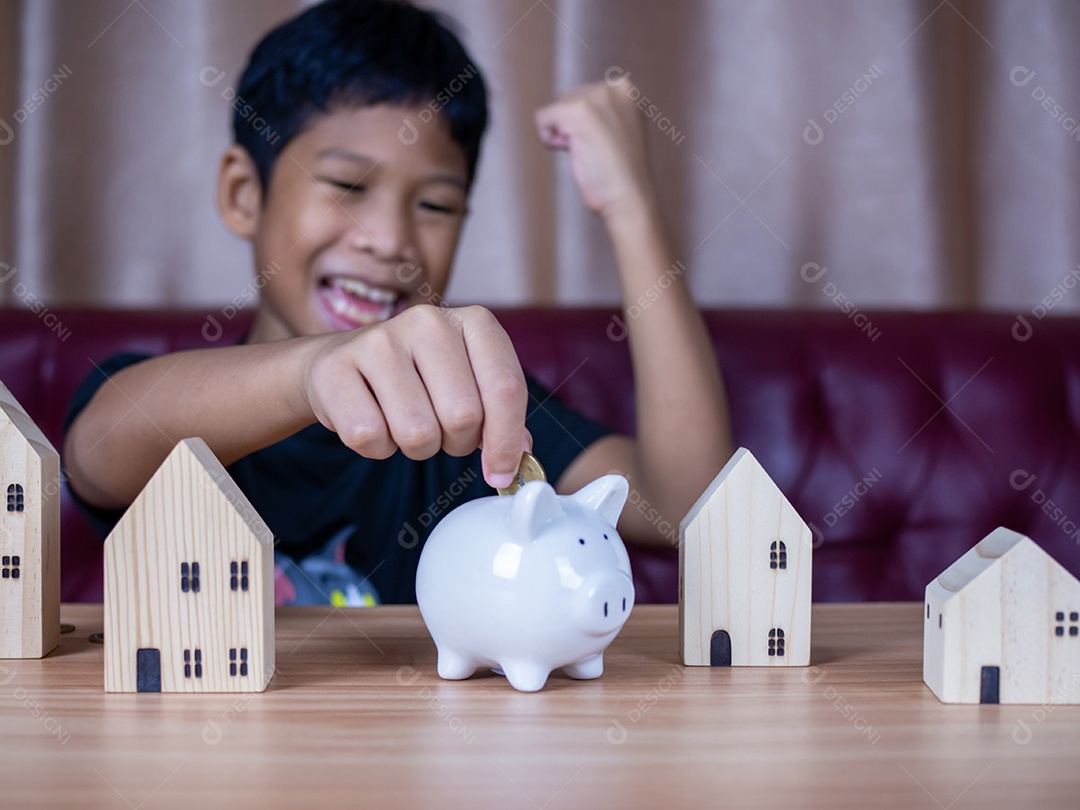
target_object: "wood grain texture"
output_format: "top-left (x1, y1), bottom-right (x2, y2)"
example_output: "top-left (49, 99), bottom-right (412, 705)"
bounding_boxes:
top-left (924, 527), bottom-right (1080, 704)
top-left (104, 438), bottom-right (274, 692)
top-left (0, 380), bottom-right (59, 659)
top-left (1, 603), bottom-right (1079, 809)
top-left (680, 448), bottom-right (812, 666)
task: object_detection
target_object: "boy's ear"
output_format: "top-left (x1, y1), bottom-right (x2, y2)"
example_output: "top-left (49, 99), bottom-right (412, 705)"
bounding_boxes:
top-left (217, 145), bottom-right (263, 239)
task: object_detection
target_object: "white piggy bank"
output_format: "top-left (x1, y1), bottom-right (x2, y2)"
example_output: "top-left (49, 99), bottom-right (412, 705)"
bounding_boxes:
top-left (416, 475), bottom-right (635, 692)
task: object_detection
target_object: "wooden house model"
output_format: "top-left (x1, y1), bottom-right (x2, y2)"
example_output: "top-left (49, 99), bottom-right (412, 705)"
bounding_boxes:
top-left (0, 381), bottom-right (59, 659)
top-left (924, 527), bottom-right (1080, 704)
top-left (680, 447), bottom-right (812, 666)
top-left (104, 438), bottom-right (275, 692)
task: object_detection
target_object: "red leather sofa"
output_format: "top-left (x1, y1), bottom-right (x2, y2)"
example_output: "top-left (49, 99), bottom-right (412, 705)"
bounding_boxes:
top-left (4, 307), bottom-right (1080, 604)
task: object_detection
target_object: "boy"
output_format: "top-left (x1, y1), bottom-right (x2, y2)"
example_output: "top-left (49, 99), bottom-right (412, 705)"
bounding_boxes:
top-left (64, 0), bottom-right (730, 604)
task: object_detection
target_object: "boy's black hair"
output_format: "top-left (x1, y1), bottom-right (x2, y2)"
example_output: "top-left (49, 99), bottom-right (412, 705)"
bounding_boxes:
top-left (234, 0), bottom-right (488, 192)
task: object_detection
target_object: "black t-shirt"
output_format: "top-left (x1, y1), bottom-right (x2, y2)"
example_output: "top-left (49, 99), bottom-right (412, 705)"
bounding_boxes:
top-left (64, 352), bottom-right (613, 603)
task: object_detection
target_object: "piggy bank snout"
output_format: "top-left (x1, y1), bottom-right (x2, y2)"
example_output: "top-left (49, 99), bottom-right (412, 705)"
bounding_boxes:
top-left (572, 571), bottom-right (635, 636)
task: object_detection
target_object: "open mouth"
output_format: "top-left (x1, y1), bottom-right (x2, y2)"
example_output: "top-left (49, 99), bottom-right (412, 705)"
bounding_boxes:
top-left (316, 275), bottom-right (406, 330)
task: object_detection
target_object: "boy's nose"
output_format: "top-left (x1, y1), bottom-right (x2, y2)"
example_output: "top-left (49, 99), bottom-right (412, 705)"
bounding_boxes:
top-left (349, 203), bottom-right (411, 262)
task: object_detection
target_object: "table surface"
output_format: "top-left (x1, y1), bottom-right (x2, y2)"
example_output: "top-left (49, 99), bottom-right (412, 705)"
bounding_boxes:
top-left (1, 603), bottom-right (1077, 809)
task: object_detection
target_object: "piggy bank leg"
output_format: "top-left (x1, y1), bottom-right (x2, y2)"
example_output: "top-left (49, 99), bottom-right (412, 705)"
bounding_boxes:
top-left (437, 648), bottom-right (479, 681)
top-left (500, 661), bottom-right (552, 692)
top-left (563, 654), bottom-right (604, 680)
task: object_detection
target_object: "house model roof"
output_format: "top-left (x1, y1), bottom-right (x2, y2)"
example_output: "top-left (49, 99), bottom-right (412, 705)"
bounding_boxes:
top-left (932, 527), bottom-right (1064, 601)
top-left (0, 381), bottom-right (57, 460)
top-left (680, 447), bottom-right (796, 531)
top-left (109, 437), bottom-right (274, 550)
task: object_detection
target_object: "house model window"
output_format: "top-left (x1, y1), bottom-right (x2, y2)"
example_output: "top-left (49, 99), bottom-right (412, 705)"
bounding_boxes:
top-left (230, 561), bottom-right (249, 592)
top-left (770, 540), bottom-right (787, 570)
top-left (1, 555), bottom-right (20, 579)
top-left (180, 562), bottom-right (201, 593)
top-left (6, 484), bottom-right (23, 512)
top-left (183, 648), bottom-right (203, 678)
top-left (229, 647), bottom-right (249, 677)
top-left (768, 628), bottom-right (786, 657)
top-left (1054, 611), bottom-right (1079, 638)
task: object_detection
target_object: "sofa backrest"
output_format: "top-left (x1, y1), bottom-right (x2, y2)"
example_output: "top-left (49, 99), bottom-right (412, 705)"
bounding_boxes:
top-left (3, 307), bottom-right (1079, 603)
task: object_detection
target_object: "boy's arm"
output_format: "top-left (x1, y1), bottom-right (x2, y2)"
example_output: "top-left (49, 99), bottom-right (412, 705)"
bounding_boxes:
top-left (64, 306), bottom-right (531, 509)
top-left (535, 80), bottom-right (732, 547)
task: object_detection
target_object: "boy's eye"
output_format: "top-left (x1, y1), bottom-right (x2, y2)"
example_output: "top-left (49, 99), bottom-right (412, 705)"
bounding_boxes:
top-left (321, 178), bottom-right (365, 194)
top-left (419, 201), bottom-right (459, 215)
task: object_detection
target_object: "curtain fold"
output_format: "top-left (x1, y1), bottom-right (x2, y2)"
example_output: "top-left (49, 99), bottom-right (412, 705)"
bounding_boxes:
top-left (0, 0), bottom-right (17, 305)
top-left (1, 0), bottom-right (1079, 313)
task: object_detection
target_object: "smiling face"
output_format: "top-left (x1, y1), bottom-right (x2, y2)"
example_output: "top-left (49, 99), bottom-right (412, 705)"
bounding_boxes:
top-left (222, 103), bottom-right (471, 342)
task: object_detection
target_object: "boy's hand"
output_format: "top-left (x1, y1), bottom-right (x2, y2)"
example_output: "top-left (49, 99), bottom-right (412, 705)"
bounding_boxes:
top-left (534, 78), bottom-right (656, 222)
top-left (301, 305), bottom-right (531, 489)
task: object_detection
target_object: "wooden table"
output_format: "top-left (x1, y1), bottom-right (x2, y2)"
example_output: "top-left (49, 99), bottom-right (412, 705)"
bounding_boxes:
top-left (1, 604), bottom-right (1077, 808)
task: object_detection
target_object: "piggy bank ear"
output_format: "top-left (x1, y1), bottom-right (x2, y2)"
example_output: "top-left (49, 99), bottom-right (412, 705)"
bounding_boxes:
top-left (568, 475), bottom-right (629, 527)
top-left (509, 481), bottom-right (566, 542)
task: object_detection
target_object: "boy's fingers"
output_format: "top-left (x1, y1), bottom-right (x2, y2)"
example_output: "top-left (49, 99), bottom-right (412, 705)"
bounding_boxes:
top-left (536, 84), bottom-right (616, 147)
top-left (322, 366), bottom-right (396, 460)
top-left (477, 428), bottom-right (534, 461)
top-left (320, 305), bottom-right (529, 477)
top-left (534, 106), bottom-right (572, 149)
top-left (359, 336), bottom-right (443, 462)
top-left (409, 320), bottom-right (485, 458)
top-left (458, 307), bottom-right (530, 488)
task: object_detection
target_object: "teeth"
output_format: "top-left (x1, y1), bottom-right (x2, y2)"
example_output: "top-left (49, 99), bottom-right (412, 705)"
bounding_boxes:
top-left (331, 276), bottom-right (399, 304)
top-left (327, 287), bottom-right (394, 326)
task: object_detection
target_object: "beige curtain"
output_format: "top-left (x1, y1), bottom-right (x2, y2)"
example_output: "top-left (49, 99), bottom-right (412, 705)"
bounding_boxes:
top-left (2, 0), bottom-right (1080, 313)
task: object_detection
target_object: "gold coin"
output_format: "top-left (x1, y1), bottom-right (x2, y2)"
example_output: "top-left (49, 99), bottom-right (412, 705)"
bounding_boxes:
top-left (60, 623), bottom-right (76, 634)
top-left (496, 451), bottom-right (547, 495)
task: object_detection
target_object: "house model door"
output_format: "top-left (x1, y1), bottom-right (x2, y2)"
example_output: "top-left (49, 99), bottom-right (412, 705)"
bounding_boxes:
top-left (710, 630), bottom-right (732, 666)
top-left (980, 665), bottom-right (1000, 704)
top-left (137, 648), bottom-right (162, 692)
